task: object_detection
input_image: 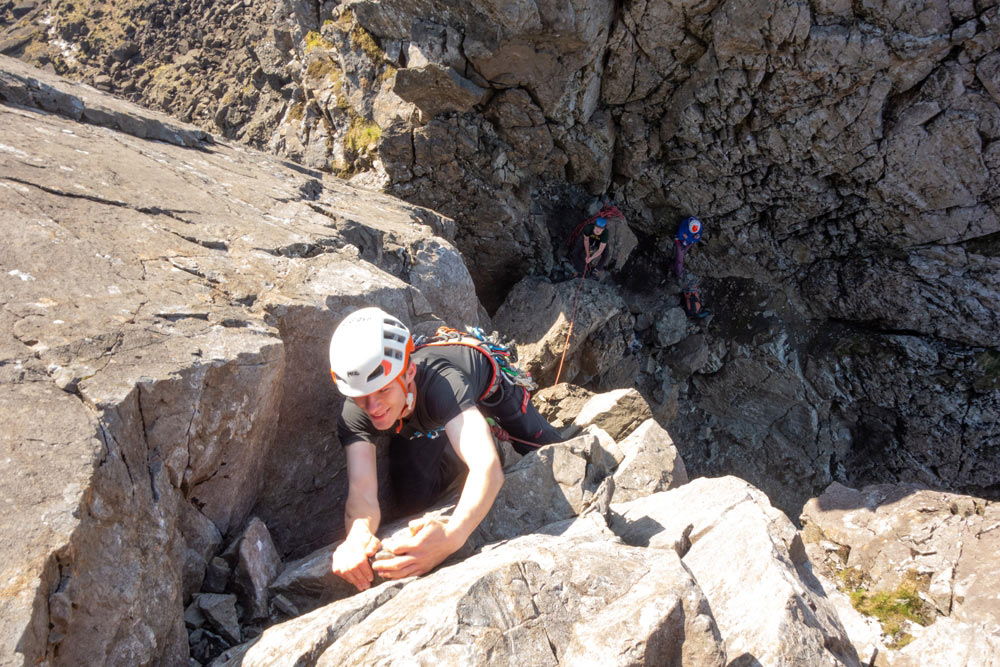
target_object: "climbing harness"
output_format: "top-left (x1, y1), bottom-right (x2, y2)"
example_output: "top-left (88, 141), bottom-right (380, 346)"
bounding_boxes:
top-left (553, 262), bottom-right (589, 385)
top-left (413, 325), bottom-right (537, 399)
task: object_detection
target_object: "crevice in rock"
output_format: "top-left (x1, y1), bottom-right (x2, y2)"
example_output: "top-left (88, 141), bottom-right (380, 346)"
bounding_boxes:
top-left (0, 175), bottom-right (198, 223)
top-left (136, 385), bottom-right (160, 503)
top-left (176, 235), bottom-right (228, 251)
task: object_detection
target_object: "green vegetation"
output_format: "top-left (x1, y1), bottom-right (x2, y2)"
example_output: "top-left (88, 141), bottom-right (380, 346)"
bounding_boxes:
top-left (287, 102), bottom-right (306, 121)
top-left (304, 30), bottom-right (336, 53)
top-left (306, 56), bottom-right (341, 82)
top-left (350, 25), bottom-right (383, 62)
top-left (849, 579), bottom-right (934, 649)
top-left (344, 116), bottom-right (381, 155)
top-left (836, 566), bottom-right (864, 590)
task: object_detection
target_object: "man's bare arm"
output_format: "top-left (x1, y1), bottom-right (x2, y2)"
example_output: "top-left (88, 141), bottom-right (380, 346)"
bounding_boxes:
top-left (332, 441), bottom-right (382, 591)
top-left (373, 406), bottom-right (503, 579)
top-left (439, 406), bottom-right (504, 546)
top-left (344, 440), bottom-right (380, 538)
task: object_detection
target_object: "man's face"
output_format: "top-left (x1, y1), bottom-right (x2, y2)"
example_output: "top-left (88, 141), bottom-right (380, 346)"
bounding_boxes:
top-left (351, 364), bottom-right (414, 430)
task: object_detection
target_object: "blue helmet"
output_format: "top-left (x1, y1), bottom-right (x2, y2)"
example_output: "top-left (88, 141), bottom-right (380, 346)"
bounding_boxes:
top-left (595, 217), bottom-right (608, 228)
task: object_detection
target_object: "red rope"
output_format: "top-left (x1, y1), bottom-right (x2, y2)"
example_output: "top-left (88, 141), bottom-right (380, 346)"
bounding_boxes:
top-left (553, 263), bottom-right (588, 385)
top-left (490, 424), bottom-right (544, 449)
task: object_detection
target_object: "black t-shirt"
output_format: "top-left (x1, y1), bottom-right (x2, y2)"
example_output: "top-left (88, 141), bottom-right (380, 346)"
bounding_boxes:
top-left (337, 343), bottom-right (495, 447)
top-left (582, 222), bottom-right (607, 247)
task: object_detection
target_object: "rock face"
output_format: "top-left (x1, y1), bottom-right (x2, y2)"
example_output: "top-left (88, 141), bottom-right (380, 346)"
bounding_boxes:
top-left (4, 0), bottom-right (998, 527)
top-left (800, 482), bottom-right (1000, 665)
top-left (3, 12), bottom-right (1000, 666)
top-left (802, 483), bottom-right (1000, 626)
top-left (0, 58), bottom-right (477, 666)
top-left (613, 477), bottom-right (858, 666)
top-left (221, 474), bottom-right (863, 666)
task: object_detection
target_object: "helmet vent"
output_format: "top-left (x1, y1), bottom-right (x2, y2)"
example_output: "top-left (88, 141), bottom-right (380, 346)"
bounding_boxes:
top-left (366, 365), bottom-right (385, 383)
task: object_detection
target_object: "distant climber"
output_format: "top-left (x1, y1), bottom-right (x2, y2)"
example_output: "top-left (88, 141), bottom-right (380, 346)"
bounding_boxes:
top-left (673, 216), bottom-right (703, 278)
top-left (681, 278), bottom-right (712, 319)
top-left (327, 307), bottom-right (562, 592)
top-left (565, 204), bottom-right (625, 279)
top-left (572, 216), bottom-right (610, 278)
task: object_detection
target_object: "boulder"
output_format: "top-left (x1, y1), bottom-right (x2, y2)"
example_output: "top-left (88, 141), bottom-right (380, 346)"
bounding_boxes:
top-left (493, 276), bottom-right (630, 386)
top-left (890, 618), bottom-right (1000, 667)
top-left (196, 593), bottom-right (242, 645)
top-left (532, 383), bottom-right (595, 432)
top-left (567, 387), bottom-right (654, 441)
top-left (612, 477), bottom-right (859, 665)
top-left (611, 419), bottom-right (688, 504)
top-left (393, 63), bottom-right (487, 117)
top-left (655, 307), bottom-right (689, 347)
top-left (203, 557), bottom-right (232, 595)
top-left (232, 518), bottom-right (283, 621)
top-left (238, 523), bottom-right (727, 666)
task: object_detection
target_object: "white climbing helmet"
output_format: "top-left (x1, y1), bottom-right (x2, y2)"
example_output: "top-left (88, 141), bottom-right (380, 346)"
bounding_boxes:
top-left (329, 307), bottom-right (413, 397)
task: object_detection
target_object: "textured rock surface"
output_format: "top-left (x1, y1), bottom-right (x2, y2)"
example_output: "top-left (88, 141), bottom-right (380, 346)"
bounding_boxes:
top-left (890, 617), bottom-right (1000, 667)
top-left (0, 59), bottom-right (476, 665)
top-left (5, 0), bottom-right (998, 525)
top-left (612, 477), bottom-right (859, 666)
top-left (493, 275), bottom-right (631, 387)
top-left (611, 418), bottom-right (688, 504)
top-left (232, 518), bottom-right (282, 621)
top-left (802, 483), bottom-right (1000, 628)
top-left (239, 522), bottom-right (728, 666)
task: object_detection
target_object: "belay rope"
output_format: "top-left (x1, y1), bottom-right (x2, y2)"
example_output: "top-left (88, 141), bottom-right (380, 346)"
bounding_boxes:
top-left (553, 262), bottom-right (589, 385)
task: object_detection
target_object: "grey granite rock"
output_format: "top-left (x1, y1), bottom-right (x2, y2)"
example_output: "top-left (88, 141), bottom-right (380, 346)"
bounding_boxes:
top-left (0, 58), bottom-right (478, 666)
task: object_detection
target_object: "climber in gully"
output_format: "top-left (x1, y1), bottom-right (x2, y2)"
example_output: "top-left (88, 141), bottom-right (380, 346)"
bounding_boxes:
top-left (673, 215), bottom-right (703, 278)
top-left (327, 307), bottom-right (562, 591)
top-left (572, 215), bottom-right (610, 278)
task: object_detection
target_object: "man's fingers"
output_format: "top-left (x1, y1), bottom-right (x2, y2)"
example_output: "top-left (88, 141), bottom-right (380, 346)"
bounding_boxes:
top-left (333, 566), bottom-right (365, 591)
top-left (372, 554), bottom-right (416, 575)
top-left (408, 518), bottom-right (427, 535)
top-left (375, 559), bottom-right (422, 580)
top-left (364, 535), bottom-right (382, 556)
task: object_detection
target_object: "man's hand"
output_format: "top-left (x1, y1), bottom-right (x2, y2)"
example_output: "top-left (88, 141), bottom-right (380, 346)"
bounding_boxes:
top-left (331, 532), bottom-right (381, 591)
top-left (372, 518), bottom-right (459, 580)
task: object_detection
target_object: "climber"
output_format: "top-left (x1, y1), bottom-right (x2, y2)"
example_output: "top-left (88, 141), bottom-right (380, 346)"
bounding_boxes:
top-left (572, 216), bottom-right (610, 278)
top-left (673, 216), bottom-right (703, 278)
top-left (327, 307), bottom-right (562, 592)
top-left (681, 278), bottom-right (712, 319)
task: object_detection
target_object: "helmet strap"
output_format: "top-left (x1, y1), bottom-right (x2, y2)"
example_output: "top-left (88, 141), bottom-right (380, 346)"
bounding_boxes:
top-left (393, 364), bottom-right (415, 433)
